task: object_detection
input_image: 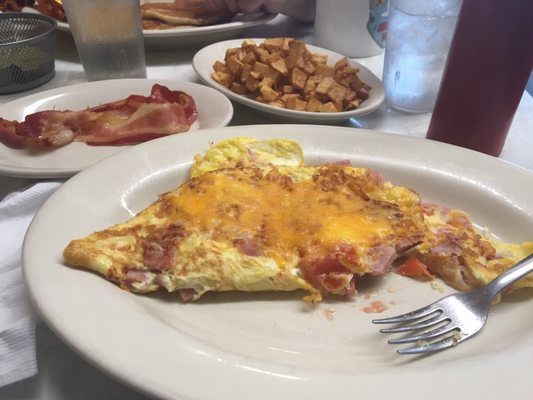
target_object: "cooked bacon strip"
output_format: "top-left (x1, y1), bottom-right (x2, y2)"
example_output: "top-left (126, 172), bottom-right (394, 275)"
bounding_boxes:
top-left (141, 0), bottom-right (236, 27)
top-left (33, 0), bottom-right (66, 21)
top-left (0, 0), bottom-right (33, 12)
top-left (0, 84), bottom-right (198, 149)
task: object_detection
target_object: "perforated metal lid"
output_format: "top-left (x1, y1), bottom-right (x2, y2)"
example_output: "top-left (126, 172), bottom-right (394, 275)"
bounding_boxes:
top-left (0, 12), bottom-right (57, 93)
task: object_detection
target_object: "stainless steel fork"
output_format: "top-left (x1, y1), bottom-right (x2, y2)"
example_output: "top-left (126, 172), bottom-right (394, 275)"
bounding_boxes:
top-left (373, 253), bottom-right (533, 354)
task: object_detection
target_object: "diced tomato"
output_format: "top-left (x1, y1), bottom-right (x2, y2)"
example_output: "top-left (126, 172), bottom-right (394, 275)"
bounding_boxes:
top-left (397, 257), bottom-right (435, 280)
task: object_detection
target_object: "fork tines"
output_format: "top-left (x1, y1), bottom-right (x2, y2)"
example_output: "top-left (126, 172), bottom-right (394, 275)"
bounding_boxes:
top-left (373, 304), bottom-right (461, 354)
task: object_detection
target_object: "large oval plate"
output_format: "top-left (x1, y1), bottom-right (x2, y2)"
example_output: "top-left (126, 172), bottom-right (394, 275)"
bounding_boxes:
top-left (193, 39), bottom-right (386, 123)
top-left (24, 125), bottom-right (533, 399)
top-left (19, 6), bottom-right (277, 49)
top-left (53, 12), bottom-right (277, 49)
top-left (0, 79), bottom-right (233, 178)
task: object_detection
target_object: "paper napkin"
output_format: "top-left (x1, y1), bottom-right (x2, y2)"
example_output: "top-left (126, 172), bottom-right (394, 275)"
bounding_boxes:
top-left (0, 182), bottom-right (62, 387)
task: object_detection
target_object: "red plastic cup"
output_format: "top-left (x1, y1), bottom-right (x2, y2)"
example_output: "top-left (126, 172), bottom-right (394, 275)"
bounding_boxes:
top-left (426, 0), bottom-right (533, 156)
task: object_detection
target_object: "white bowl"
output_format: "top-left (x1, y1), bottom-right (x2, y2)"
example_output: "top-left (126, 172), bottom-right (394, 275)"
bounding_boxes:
top-left (193, 38), bottom-right (385, 123)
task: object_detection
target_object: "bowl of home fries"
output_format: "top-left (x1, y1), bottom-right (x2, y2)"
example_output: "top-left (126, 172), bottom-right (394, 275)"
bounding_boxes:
top-left (192, 37), bottom-right (385, 123)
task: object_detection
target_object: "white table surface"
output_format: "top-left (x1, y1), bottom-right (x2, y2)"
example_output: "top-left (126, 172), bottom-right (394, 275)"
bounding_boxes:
top-left (1, 14), bottom-right (532, 400)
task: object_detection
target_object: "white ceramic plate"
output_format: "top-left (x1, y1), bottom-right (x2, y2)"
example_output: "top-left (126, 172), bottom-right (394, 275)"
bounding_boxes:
top-left (0, 79), bottom-right (233, 178)
top-left (193, 39), bottom-right (386, 123)
top-left (143, 13), bottom-right (277, 49)
top-left (23, 125), bottom-right (533, 400)
top-left (51, 11), bottom-right (277, 49)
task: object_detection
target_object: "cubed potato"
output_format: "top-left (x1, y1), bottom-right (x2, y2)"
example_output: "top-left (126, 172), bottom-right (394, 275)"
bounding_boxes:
top-left (314, 63), bottom-right (335, 77)
top-left (263, 37), bottom-right (285, 51)
top-left (242, 50), bottom-right (257, 65)
top-left (334, 57), bottom-right (349, 71)
top-left (241, 39), bottom-right (257, 47)
top-left (315, 76), bottom-right (335, 95)
top-left (285, 96), bottom-right (307, 111)
top-left (310, 53), bottom-right (328, 65)
top-left (252, 62), bottom-right (272, 78)
top-left (286, 40), bottom-right (307, 69)
top-left (290, 67), bottom-right (308, 90)
top-left (230, 82), bottom-right (248, 94)
top-left (224, 47), bottom-right (241, 61)
top-left (343, 89), bottom-right (357, 102)
top-left (259, 76), bottom-right (275, 88)
top-left (327, 81), bottom-right (349, 103)
top-left (282, 37), bottom-right (293, 52)
top-left (245, 75), bottom-right (260, 92)
top-left (213, 60), bottom-right (230, 74)
top-left (282, 85), bottom-right (295, 94)
top-left (267, 100), bottom-right (285, 108)
top-left (253, 46), bottom-right (270, 60)
top-left (306, 97), bottom-right (322, 112)
top-left (303, 79), bottom-right (316, 94)
top-left (211, 71), bottom-right (233, 87)
top-left (270, 58), bottom-right (289, 76)
top-left (226, 55), bottom-right (244, 75)
top-left (280, 93), bottom-right (299, 103)
top-left (303, 62), bottom-right (315, 75)
top-left (349, 98), bottom-right (363, 109)
top-left (260, 85), bottom-right (280, 101)
top-left (318, 101), bottom-right (338, 112)
top-left (240, 63), bottom-right (252, 83)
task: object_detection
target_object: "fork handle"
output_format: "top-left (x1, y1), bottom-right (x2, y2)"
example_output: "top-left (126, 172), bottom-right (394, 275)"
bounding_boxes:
top-left (486, 253), bottom-right (533, 296)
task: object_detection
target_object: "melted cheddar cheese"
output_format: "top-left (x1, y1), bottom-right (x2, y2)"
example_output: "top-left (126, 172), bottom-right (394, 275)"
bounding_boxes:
top-left (168, 167), bottom-right (400, 260)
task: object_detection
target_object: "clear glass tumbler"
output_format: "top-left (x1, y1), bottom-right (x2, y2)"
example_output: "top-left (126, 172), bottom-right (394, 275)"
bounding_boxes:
top-left (63, 0), bottom-right (146, 81)
top-left (382, 0), bottom-right (461, 113)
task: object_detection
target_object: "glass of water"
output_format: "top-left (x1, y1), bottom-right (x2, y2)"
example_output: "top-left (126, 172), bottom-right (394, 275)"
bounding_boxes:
top-left (382, 0), bottom-right (461, 113)
top-left (63, 0), bottom-right (146, 81)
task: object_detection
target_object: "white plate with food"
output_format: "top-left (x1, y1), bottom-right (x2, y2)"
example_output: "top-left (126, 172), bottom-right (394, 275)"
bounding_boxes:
top-left (23, 124), bottom-right (533, 400)
top-left (142, 13), bottom-right (277, 49)
top-left (47, 10), bottom-right (277, 49)
top-left (0, 78), bottom-right (233, 178)
top-left (193, 38), bottom-right (385, 123)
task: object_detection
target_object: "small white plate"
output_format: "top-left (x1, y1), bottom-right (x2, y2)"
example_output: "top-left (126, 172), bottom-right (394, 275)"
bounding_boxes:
top-left (0, 79), bottom-right (233, 178)
top-left (193, 39), bottom-right (385, 123)
top-left (23, 124), bottom-right (533, 400)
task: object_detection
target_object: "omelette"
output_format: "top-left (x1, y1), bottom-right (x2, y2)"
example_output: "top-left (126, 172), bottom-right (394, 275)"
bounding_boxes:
top-left (63, 164), bottom-right (426, 301)
top-left (63, 137), bottom-right (533, 301)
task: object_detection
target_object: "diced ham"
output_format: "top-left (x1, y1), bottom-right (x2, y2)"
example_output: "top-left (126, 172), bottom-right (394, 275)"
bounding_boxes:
top-left (299, 243), bottom-right (359, 296)
top-left (368, 169), bottom-right (385, 185)
top-left (396, 234), bottom-right (424, 252)
top-left (0, 84), bottom-right (198, 149)
top-left (421, 202), bottom-right (451, 216)
top-left (233, 236), bottom-right (262, 256)
top-left (366, 244), bottom-right (396, 275)
top-left (327, 159), bottom-right (352, 166)
top-left (179, 288), bottom-right (198, 302)
top-left (124, 270), bottom-right (154, 288)
top-left (431, 242), bottom-right (463, 257)
top-left (143, 223), bottom-right (187, 271)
